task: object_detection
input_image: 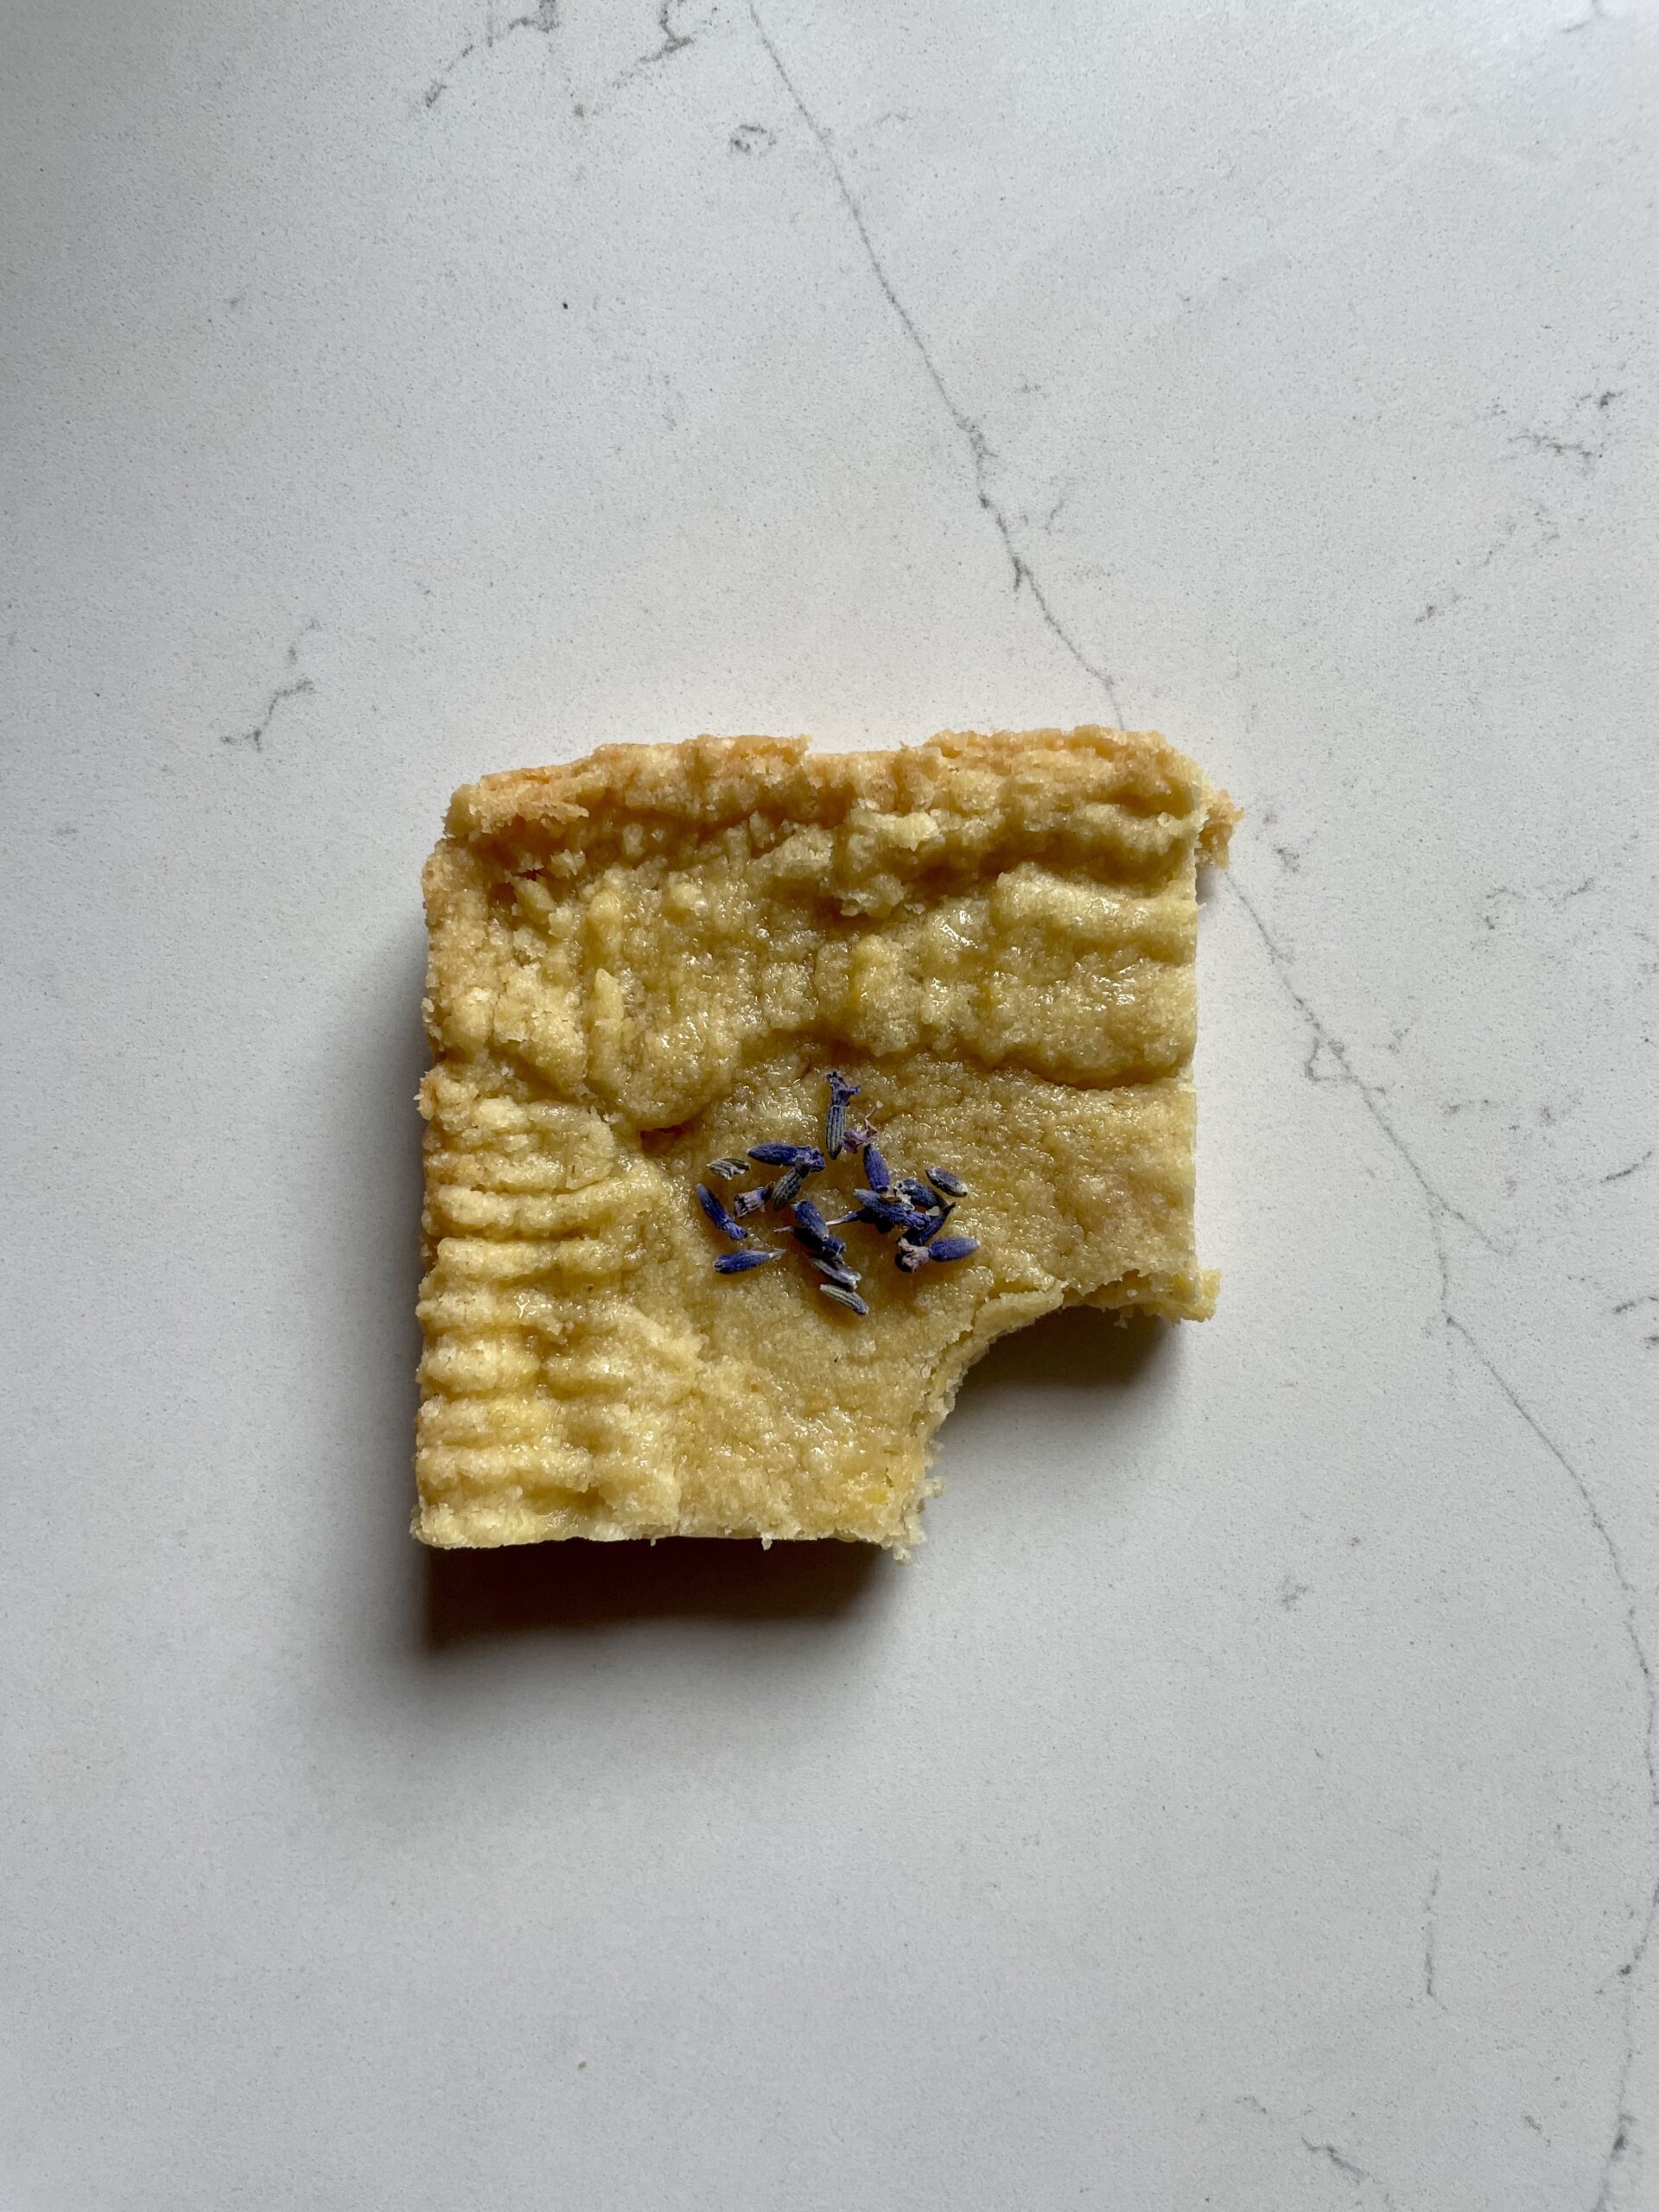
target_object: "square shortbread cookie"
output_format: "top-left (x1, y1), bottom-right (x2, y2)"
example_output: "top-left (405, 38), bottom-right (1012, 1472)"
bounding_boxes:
top-left (415, 728), bottom-right (1234, 1554)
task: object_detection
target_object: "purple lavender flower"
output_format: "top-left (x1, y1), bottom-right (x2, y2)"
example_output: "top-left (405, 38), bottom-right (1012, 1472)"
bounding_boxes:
top-left (790, 1197), bottom-right (844, 1254)
top-left (823, 1071), bottom-right (861, 1160)
top-left (714, 1249), bottom-right (781, 1274)
top-left (853, 1191), bottom-right (932, 1236)
top-left (696, 1183), bottom-right (750, 1242)
top-left (748, 1142), bottom-right (827, 1172)
top-left (768, 1164), bottom-right (809, 1208)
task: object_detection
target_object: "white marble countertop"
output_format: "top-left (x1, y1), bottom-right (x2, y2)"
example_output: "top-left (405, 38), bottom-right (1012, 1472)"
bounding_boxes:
top-left (3, 2), bottom-right (1657, 2205)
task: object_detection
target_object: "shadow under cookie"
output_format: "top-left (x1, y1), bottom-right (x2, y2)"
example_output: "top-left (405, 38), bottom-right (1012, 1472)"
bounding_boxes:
top-left (423, 1532), bottom-right (885, 1643)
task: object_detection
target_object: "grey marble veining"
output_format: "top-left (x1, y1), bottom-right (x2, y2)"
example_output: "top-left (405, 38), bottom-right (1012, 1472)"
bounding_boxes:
top-left (3, 2), bottom-right (1656, 2206)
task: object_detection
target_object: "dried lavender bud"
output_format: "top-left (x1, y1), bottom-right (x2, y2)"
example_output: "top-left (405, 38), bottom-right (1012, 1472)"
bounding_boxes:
top-left (790, 1198), bottom-right (843, 1251)
top-left (706, 1158), bottom-right (749, 1181)
top-left (768, 1164), bottom-right (808, 1208)
top-left (861, 1141), bottom-right (892, 1193)
top-left (823, 1071), bottom-right (861, 1160)
top-left (818, 1282), bottom-right (870, 1316)
top-left (926, 1236), bottom-right (979, 1264)
top-left (925, 1166), bottom-right (968, 1198)
top-left (714, 1249), bottom-right (781, 1274)
top-left (748, 1142), bottom-right (827, 1171)
top-left (728, 1185), bottom-right (769, 1218)
top-left (696, 1183), bottom-right (750, 1242)
top-left (854, 1191), bottom-right (932, 1236)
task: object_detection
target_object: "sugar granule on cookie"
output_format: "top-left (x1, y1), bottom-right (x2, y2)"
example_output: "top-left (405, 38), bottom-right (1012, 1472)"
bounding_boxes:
top-left (414, 727), bottom-right (1236, 1554)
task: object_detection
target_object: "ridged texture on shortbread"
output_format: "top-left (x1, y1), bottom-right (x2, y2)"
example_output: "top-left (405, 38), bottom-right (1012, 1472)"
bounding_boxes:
top-left (416, 728), bottom-right (1233, 1552)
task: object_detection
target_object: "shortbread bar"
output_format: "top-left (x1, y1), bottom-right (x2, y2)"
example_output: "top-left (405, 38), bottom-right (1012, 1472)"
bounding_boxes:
top-left (416, 728), bottom-right (1234, 1553)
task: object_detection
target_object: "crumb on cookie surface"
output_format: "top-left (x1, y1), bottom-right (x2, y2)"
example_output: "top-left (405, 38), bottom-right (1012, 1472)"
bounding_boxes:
top-left (416, 728), bottom-right (1234, 1554)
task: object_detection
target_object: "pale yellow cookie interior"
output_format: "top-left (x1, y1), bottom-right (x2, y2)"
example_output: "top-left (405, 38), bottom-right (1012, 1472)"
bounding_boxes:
top-left (416, 728), bottom-right (1234, 1554)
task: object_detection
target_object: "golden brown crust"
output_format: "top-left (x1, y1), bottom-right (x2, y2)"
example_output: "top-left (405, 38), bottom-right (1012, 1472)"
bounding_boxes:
top-left (443, 725), bottom-right (1235, 852)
